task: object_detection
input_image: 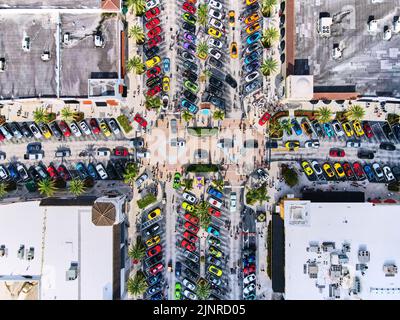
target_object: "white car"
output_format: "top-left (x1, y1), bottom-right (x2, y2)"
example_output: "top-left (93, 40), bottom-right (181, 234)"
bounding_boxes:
top-left (0, 126), bottom-right (12, 140)
top-left (135, 173), bottom-right (149, 188)
top-left (256, 168), bottom-right (268, 182)
top-left (383, 166), bottom-right (395, 182)
top-left (209, 8), bottom-right (223, 20)
top-left (183, 192), bottom-right (197, 204)
top-left (95, 163), bottom-right (108, 180)
top-left (108, 118), bottom-right (121, 135)
top-left (230, 192), bottom-right (237, 213)
top-left (332, 121), bottom-right (345, 137)
top-left (146, 0), bottom-right (159, 10)
top-left (304, 140), bottom-right (320, 149)
top-left (245, 71), bottom-right (260, 83)
top-left (78, 120), bottom-right (92, 135)
top-left (243, 283), bottom-right (256, 296)
top-left (182, 278), bottom-right (196, 291)
top-left (16, 163), bottom-right (29, 181)
top-left (136, 150), bottom-right (150, 158)
top-left (207, 37), bottom-right (223, 49)
top-left (208, 47), bottom-right (222, 60)
top-left (28, 123), bottom-right (42, 139)
top-left (209, 0), bottom-right (222, 10)
top-left (183, 289), bottom-right (197, 300)
top-left (311, 160), bottom-right (323, 175)
top-left (209, 18), bottom-right (224, 31)
top-left (372, 163), bottom-right (384, 179)
top-left (0, 165), bottom-right (8, 180)
top-left (243, 273), bottom-right (256, 285)
top-left (208, 196), bottom-right (223, 209)
top-left (346, 140), bottom-right (361, 148)
top-left (69, 121), bottom-right (82, 137)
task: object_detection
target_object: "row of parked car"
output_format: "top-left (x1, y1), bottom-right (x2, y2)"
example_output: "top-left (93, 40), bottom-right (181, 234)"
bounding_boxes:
top-left (0, 118), bottom-right (121, 142)
top-left (301, 160), bottom-right (400, 183)
top-left (242, 248), bottom-right (256, 300)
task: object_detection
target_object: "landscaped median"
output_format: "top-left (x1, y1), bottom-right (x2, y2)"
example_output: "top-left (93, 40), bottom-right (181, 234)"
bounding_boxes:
top-left (187, 127), bottom-right (218, 137)
top-left (117, 114), bottom-right (133, 134)
top-left (186, 164), bottom-right (220, 173)
top-left (137, 193), bottom-right (157, 209)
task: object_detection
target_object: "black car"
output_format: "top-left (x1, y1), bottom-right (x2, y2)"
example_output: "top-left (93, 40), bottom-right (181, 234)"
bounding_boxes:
top-left (243, 61), bottom-right (260, 73)
top-left (379, 142), bottom-right (396, 151)
top-left (183, 69), bottom-right (198, 83)
top-left (392, 123), bottom-right (400, 141)
top-left (28, 166), bottom-right (41, 182)
top-left (49, 121), bottom-right (63, 138)
top-left (265, 141), bottom-right (278, 148)
top-left (144, 46), bottom-right (160, 59)
top-left (20, 122), bottom-right (33, 138)
top-left (207, 85), bottom-right (223, 97)
top-left (147, 273), bottom-right (162, 286)
top-left (112, 160), bottom-right (125, 179)
top-left (182, 259), bottom-right (199, 272)
top-left (179, 50), bottom-right (196, 63)
top-left (209, 76), bottom-right (223, 88)
top-left (224, 74), bottom-right (237, 88)
top-left (146, 284), bottom-right (162, 296)
top-left (10, 122), bottom-right (23, 138)
top-left (146, 254), bottom-right (163, 267)
top-left (183, 90), bottom-right (198, 103)
top-left (182, 22), bottom-right (196, 33)
top-left (243, 1), bottom-right (260, 14)
top-left (175, 261), bottom-right (182, 277)
top-left (106, 162), bottom-right (118, 180)
top-left (146, 76), bottom-right (161, 88)
top-left (381, 122), bottom-right (395, 140)
top-left (209, 56), bottom-right (223, 69)
top-left (183, 268), bottom-right (199, 282)
top-left (357, 150), bottom-right (375, 159)
top-left (392, 166), bottom-right (400, 181)
top-left (311, 120), bottom-right (325, 138)
top-left (208, 95), bottom-right (225, 110)
top-left (183, 60), bottom-right (198, 72)
top-left (145, 223), bottom-right (161, 236)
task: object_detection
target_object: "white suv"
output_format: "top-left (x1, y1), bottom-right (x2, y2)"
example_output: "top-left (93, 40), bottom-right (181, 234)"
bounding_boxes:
top-left (230, 192), bottom-right (237, 213)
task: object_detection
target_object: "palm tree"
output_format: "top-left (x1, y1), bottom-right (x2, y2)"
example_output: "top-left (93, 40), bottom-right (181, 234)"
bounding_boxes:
top-left (128, 24), bottom-right (145, 45)
top-left (267, 120), bottom-right (282, 137)
top-left (346, 105), bottom-right (365, 121)
top-left (213, 110), bottom-right (225, 121)
top-left (126, 0), bottom-right (146, 16)
top-left (127, 56), bottom-right (145, 75)
top-left (246, 184), bottom-right (270, 205)
top-left (69, 179), bottom-right (86, 196)
top-left (38, 178), bottom-right (57, 197)
top-left (196, 282), bottom-right (211, 300)
top-left (196, 40), bottom-right (209, 58)
top-left (33, 107), bottom-right (47, 124)
top-left (280, 119), bottom-right (294, 135)
top-left (0, 182), bottom-right (7, 198)
top-left (183, 178), bottom-right (193, 191)
top-left (262, 27), bottom-right (279, 48)
top-left (197, 4), bottom-right (208, 28)
top-left (317, 106), bottom-right (333, 123)
top-left (60, 107), bottom-right (75, 123)
top-left (212, 179), bottom-right (224, 191)
top-left (123, 162), bottom-right (139, 186)
top-left (261, 0), bottom-right (277, 17)
top-left (145, 95), bottom-right (161, 110)
top-left (261, 58), bottom-right (278, 76)
top-left (182, 110), bottom-right (193, 122)
top-left (127, 271), bottom-right (148, 297)
top-left (194, 201), bottom-right (211, 229)
top-left (128, 241), bottom-right (146, 264)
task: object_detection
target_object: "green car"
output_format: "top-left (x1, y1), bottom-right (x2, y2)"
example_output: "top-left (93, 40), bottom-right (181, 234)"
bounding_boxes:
top-left (175, 282), bottom-right (182, 300)
top-left (173, 172), bottom-right (181, 189)
top-left (184, 80), bottom-right (199, 94)
top-left (209, 246), bottom-right (222, 258)
top-left (183, 12), bottom-right (196, 25)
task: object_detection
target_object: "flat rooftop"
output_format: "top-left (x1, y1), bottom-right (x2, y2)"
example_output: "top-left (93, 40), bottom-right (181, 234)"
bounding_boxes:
top-left (295, 0), bottom-right (400, 97)
top-left (0, 1), bottom-right (101, 9)
top-left (284, 200), bottom-right (400, 300)
top-left (0, 201), bottom-right (115, 300)
top-left (0, 13), bottom-right (119, 99)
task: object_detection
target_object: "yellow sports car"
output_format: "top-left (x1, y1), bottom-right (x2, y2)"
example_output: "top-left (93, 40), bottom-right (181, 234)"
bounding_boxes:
top-left (301, 161), bottom-right (314, 176)
top-left (285, 141), bottom-right (300, 151)
top-left (39, 124), bottom-right (52, 139)
top-left (228, 10), bottom-right (235, 27)
top-left (230, 42), bottom-right (238, 58)
top-left (246, 22), bottom-right (260, 34)
top-left (334, 162), bottom-right (345, 178)
top-left (146, 235), bottom-right (161, 248)
top-left (145, 55), bottom-right (161, 68)
top-left (323, 163), bottom-right (335, 178)
top-left (246, 0), bottom-right (257, 5)
top-left (208, 27), bottom-right (222, 39)
top-left (342, 122), bottom-right (354, 137)
top-left (353, 120), bottom-right (364, 137)
top-left (162, 76), bottom-right (170, 92)
top-left (100, 122), bottom-right (111, 137)
top-left (182, 201), bottom-right (194, 212)
top-left (208, 265), bottom-right (223, 277)
top-left (244, 12), bottom-right (260, 25)
top-left (148, 208), bottom-right (161, 220)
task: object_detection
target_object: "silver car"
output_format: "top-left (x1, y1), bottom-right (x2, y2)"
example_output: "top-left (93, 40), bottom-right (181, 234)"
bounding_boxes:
top-left (69, 121), bottom-right (82, 137)
top-left (78, 120), bottom-right (92, 135)
top-left (0, 165), bottom-right (9, 180)
top-left (182, 278), bottom-right (196, 291)
top-left (183, 191), bottom-right (197, 204)
top-left (95, 163), bottom-right (108, 180)
top-left (383, 166), bottom-right (395, 182)
top-left (135, 173), bottom-right (149, 188)
top-left (183, 289), bottom-right (197, 300)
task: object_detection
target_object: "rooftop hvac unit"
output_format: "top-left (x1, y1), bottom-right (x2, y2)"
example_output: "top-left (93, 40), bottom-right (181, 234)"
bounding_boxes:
top-left (27, 247), bottom-right (34, 261)
top-left (66, 263), bottom-right (78, 281)
top-left (394, 17), bottom-right (400, 33)
top-left (94, 33), bottom-right (104, 47)
top-left (0, 58), bottom-right (5, 72)
top-left (63, 32), bottom-right (71, 45)
top-left (0, 245), bottom-right (5, 257)
top-left (358, 250), bottom-right (370, 263)
top-left (368, 20), bottom-right (378, 33)
top-left (383, 264), bottom-right (397, 277)
top-left (22, 36), bottom-right (30, 52)
top-left (383, 28), bottom-right (392, 41)
top-left (41, 51), bottom-right (51, 62)
top-left (18, 245), bottom-right (25, 259)
top-left (318, 17), bottom-right (333, 37)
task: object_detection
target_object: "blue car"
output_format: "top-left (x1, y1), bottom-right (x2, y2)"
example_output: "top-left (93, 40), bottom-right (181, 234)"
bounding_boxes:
top-left (150, 292), bottom-right (163, 300)
top-left (323, 123), bottom-right (334, 137)
top-left (76, 162), bottom-right (89, 179)
top-left (7, 164), bottom-right (20, 181)
top-left (147, 273), bottom-right (162, 286)
top-left (175, 261), bottom-right (182, 277)
top-left (243, 61), bottom-right (260, 73)
top-left (163, 57), bottom-right (170, 73)
top-left (244, 51), bottom-right (259, 65)
top-left (363, 164), bottom-right (375, 182)
top-left (181, 99), bottom-right (199, 114)
top-left (246, 31), bottom-right (261, 45)
top-left (207, 186), bottom-right (223, 199)
top-left (244, 80), bottom-right (261, 93)
top-left (291, 119), bottom-right (302, 136)
top-left (207, 226), bottom-right (220, 237)
top-left (147, 284), bottom-right (162, 296)
top-left (87, 163), bottom-right (99, 180)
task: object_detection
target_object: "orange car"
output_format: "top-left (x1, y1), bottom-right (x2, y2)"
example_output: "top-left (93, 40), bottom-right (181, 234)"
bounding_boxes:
top-left (245, 12), bottom-right (260, 25)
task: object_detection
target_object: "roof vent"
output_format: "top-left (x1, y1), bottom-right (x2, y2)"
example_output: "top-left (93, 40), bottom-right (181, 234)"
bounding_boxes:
top-left (383, 264), bottom-right (397, 277)
top-left (66, 263), bottom-right (78, 281)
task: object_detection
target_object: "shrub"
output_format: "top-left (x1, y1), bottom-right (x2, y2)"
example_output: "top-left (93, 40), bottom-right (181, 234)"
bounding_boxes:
top-left (117, 114), bottom-right (133, 134)
top-left (46, 112), bottom-right (56, 123)
top-left (387, 113), bottom-right (400, 125)
top-left (137, 194), bottom-right (157, 209)
top-left (282, 166), bottom-right (298, 187)
top-left (187, 164), bottom-right (219, 173)
top-left (187, 127), bottom-right (218, 137)
top-left (270, 111), bottom-right (289, 122)
top-left (388, 183), bottom-right (400, 192)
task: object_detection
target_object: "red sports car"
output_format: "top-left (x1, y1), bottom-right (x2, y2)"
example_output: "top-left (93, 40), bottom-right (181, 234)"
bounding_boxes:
top-left (145, 17), bottom-right (161, 30)
top-left (149, 263), bottom-right (164, 275)
top-left (58, 121), bottom-right (71, 137)
top-left (184, 221), bottom-right (199, 234)
top-left (183, 2), bottom-right (196, 14)
top-left (147, 35), bottom-right (162, 48)
top-left (183, 231), bottom-right (198, 243)
top-left (57, 165), bottom-right (71, 181)
top-left (145, 7), bottom-right (160, 21)
top-left (181, 239), bottom-right (196, 252)
top-left (147, 85), bottom-right (161, 97)
top-left (184, 213), bottom-right (199, 225)
top-left (352, 162), bottom-right (366, 180)
top-left (147, 66), bottom-right (161, 78)
top-left (329, 148), bottom-right (345, 157)
top-left (89, 118), bottom-right (101, 135)
top-left (147, 245), bottom-right (162, 257)
top-left (134, 114), bottom-right (148, 128)
top-left (363, 121), bottom-right (374, 139)
top-left (148, 26), bottom-right (162, 39)
top-left (47, 165), bottom-right (58, 179)
top-left (258, 112), bottom-right (271, 126)
top-left (343, 162), bottom-right (354, 179)
top-left (243, 264), bottom-right (256, 275)
top-left (114, 147), bottom-right (129, 157)
top-left (208, 207), bottom-right (221, 217)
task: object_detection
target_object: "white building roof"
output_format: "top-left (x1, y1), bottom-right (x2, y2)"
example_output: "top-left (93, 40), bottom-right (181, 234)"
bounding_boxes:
top-left (284, 200), bottom-right (400, 300)
top-left (0, 201), bottom-right (116, 300)
top-left (285, 75), bottom-right (314, 101)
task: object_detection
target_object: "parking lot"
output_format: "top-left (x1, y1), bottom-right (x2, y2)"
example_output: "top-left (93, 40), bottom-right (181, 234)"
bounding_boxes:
top-left (0, 0), bottom-right (100, 9)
